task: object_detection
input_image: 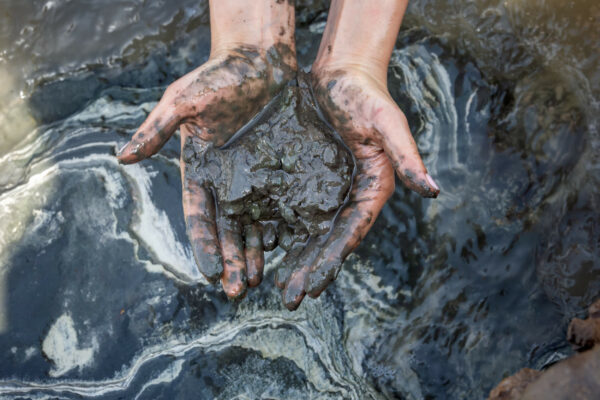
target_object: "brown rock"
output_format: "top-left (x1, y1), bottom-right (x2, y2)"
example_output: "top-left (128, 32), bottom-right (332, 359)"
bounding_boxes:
top-left (488, 298), bottom-right (600, 400)
top-left (568, 299), bottom-right (600, 350)
top-left (488, 368), bottom-right (542, 400)
top-left (520, 346), bottom-right (600, 400)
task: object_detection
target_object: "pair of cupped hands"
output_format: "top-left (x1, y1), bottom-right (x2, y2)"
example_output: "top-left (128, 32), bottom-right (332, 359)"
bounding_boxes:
top-left (117, 43), bottom-right (439, 311)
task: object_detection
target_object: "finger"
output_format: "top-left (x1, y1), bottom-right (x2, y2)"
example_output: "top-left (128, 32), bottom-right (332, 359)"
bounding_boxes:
top-left (277, 224), bottom-right (294, 251)
top-left (262, 222), bottom-right (278, 251)
top-left (117, 90), bottom-right (181, 164)
top-left (217, 215), bottom-right (247, 299)
top-left (280, 236), bottom-right (327, 310)
top-left (375, 101), bottom-right (440, 198)
top-left (282, 266), bottom-right (310, 311)
top-left (305, 154), bottom-right (395, 298)
top-left (244, 224), bottom-right (264, 287)
top-left (182, 175), bottom-right (223, 283)
top-left (274, 245), bottom-right (303, 289)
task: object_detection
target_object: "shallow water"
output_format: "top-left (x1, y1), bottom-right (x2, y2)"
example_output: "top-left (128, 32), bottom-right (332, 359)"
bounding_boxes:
top-left (0, 1), bottom-right (598, 399)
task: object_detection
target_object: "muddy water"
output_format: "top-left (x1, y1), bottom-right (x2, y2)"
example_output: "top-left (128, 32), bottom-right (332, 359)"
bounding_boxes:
top-left (0, 1), bottom-right (598, 399)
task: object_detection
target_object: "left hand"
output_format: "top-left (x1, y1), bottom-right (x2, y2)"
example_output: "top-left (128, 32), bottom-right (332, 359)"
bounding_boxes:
top-left (117, 45), bottom-right (295, 299)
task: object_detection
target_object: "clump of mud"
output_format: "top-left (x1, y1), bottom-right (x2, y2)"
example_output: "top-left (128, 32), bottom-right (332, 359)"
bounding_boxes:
top-left (183, 74), bottom-right (353, 246)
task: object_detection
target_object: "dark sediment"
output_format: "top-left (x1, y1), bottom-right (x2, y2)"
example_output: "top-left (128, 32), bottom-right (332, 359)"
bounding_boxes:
top-left (183, 74), bottom-right (353, 247)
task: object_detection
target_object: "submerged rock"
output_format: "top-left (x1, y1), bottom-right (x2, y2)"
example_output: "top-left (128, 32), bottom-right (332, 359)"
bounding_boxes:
top-left (487, 368), bottom-right (543, 400)
top-left (518, 347), bottom-right (600, 400)
top-left (488, 298), bottom-right (600, 400)
top-left (567, 299), bottom-right (600, 351)
top-left (184, 74), bottom-right (353, 244)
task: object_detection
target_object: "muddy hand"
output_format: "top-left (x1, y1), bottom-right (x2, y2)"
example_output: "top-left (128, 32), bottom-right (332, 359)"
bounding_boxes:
top-left (276, 0), bottom-right (440, 310)
top-left (116, 0), bottom-right (297, 299)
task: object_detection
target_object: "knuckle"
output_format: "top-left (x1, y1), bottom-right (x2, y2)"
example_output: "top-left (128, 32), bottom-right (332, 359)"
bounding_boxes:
top-left (162, 85), bottom-right (177, 100)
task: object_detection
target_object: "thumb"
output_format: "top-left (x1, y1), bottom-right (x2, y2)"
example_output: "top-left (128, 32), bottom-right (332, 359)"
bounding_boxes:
top-left (117, 90), bottom-right (182, 164)
top-left (375, 101), bottom-right (440, 198)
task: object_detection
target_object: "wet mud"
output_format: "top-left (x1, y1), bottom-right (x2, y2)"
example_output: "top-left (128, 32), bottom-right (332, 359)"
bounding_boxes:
top-left (184, 74), bottom-right (353, 243)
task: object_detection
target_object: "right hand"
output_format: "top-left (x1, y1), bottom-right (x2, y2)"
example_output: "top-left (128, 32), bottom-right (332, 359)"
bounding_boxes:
top-left (117, 44), bottom-right (296, 299)
top-left (275, 65), bottom-right (439, 310)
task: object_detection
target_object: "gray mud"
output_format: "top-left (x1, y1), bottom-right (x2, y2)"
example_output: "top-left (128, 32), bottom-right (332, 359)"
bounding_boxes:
top-left (183, 75), bottom-right (353, 241)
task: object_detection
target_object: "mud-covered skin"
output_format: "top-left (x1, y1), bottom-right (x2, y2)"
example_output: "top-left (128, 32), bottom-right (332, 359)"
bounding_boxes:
top-left (117, 0), bottom-right (439, 309)
top-left (184, 80), bottom-right (352, 242)
top-left (244, 223), bottom-right (264, 287)
top-left (117, 35), bottom-right (297, 299)
top-left (118, 44), bottom-right (296, 161)
top-left (312, 69), bottom-right (440, 198)
top-left (184, 77), bottom-right (353, 308)
top-left (271, 66), bottom-right (441, 310)
top-left (262, 222), bottom-right (278, 251)
top-left (488, 299), bottom-right (600, 400)
top-left (267, 0), bottom-right (441, 310)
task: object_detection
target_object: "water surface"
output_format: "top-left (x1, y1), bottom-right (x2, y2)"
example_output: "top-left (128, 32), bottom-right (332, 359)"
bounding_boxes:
top-left (0, 1), bottom-right (598, 399)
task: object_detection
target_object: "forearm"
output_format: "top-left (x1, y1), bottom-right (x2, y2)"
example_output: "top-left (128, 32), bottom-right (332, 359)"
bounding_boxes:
top-left (209, 0), bottom-right (296, 55)
top-left (313, 0), bottom-right (408, 84)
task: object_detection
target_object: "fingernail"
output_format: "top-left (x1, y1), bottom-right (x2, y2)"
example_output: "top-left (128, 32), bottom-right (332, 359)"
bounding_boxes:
top-left (116, 142), bottom-right (129, 157)
top-left (426, 173), bottom-right (440, 192)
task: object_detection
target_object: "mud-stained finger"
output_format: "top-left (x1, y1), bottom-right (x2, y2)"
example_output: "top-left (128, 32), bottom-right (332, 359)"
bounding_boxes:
top-left (282, 265), bottom-right (310, 311)
top-left (277, 223), bottom-right (294, 251)
top-left (117, 90), bottom-right (182, 164)
top-left (375, 101), bottom-right (440, 198)
top-left (262, 221), bottom-right (278, 251)
top-left (280, 235), bottom-right (326, 310)
top-left (274, 245), bottom-right (303, 289)
top-left (244, 223), bottom-right (264, 287)
top-left (305, 154), bottom-right (394, 298)
top-left (182, 176), bottom-right (223, 283)
top-left (217, 215), bottom-right (247, 299)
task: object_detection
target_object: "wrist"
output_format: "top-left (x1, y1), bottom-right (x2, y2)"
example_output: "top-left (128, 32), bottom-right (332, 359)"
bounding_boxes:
top-left (210, 25), bottom-right (271, 56)
top-left (312, 0), bottom-right (408, 87)
top-left (208, 0), bottom-right (296, 60)
top-left (312, 54), bottom-right (389, 88)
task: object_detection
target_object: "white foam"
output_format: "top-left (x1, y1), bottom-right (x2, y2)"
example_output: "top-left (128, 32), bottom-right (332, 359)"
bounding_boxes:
top-left (42, 314), bottom-right (98, 377)
top-left (24, 346), bottom-right (37, 361)
top-left (120, 162), bottom-right (200, 281)
top-left (133, 359), bottom-right (185, 400)
top-left (43, 153), bottom-right (202, 283)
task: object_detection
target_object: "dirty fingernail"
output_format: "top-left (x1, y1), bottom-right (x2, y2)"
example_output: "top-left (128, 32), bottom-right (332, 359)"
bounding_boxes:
top-left (116, 142), bottom-right (129, 157)
top-left (426, 173), bottom-right (440, 192)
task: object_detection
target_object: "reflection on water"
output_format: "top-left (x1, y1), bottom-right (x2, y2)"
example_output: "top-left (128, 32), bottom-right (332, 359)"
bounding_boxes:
top-left (0, 1), bottom-right (598, 399)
